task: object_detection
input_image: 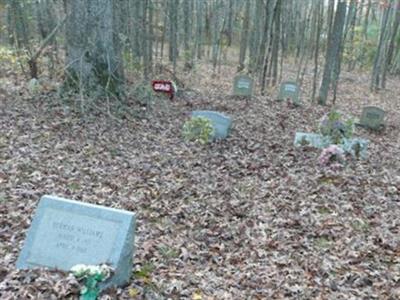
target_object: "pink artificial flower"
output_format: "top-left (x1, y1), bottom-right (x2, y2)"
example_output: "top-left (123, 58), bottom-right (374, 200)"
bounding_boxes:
top-left (319, 145), bottom-right (345, 167)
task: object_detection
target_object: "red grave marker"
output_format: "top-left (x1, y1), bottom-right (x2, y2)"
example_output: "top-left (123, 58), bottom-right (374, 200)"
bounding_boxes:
top-left (152, 80), bottom-right (176, 99)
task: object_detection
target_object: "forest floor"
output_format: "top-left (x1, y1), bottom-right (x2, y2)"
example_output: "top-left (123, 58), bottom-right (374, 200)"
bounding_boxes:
top-left (1, 57), bottom-right (400, 299)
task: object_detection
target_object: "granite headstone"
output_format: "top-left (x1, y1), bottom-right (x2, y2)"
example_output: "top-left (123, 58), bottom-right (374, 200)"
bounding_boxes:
top-left (278, 81), bottom-right (300, 105)
top-left (16, 195), bottom-right (136, 288)
top-left (191, 111), bottom-right (232, 139)
top-left (359, 106), bottom-right (385, 130)
top-left (233, 75), bottom-right (254, 97)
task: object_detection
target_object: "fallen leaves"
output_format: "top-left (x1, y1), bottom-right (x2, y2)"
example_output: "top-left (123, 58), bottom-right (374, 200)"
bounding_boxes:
top-left (0, 61), bottom-right (400, 299)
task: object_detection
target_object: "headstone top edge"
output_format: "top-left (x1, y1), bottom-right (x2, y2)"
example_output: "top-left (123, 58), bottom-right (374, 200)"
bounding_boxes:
top-left (280, 80), bottom-right (298, 85)
top-left (191, 111), bottom-right (230, 118)
top-left (40, 195), bottom-right (136, 217)
top-left (234, 74), bottom-right (252, 79)
top-left (362, 105), bottom-right (385, 112)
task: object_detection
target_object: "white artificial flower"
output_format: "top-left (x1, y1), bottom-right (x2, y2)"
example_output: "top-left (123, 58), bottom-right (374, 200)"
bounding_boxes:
top-left (71, 264), bottom-right (89, 277)
top-left (99, 264), bottom-right (112, 279)
top-left (87, 265), bottom-right (101, 276)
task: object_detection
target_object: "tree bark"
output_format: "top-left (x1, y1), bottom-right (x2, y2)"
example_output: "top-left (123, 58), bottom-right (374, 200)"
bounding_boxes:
top-left (318, 0), bottom-right (347, 105)
top-left (370, 2), bottom-right (392, 91)
top-left (65, 0), bottom-right (124, 97)
top-left (238, 0), bottom-right (250, 71)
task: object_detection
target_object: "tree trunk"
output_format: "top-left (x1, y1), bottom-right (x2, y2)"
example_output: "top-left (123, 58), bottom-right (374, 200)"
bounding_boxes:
top-left (226, 0), bottom-right (234, 47)
top-left (238, 0), bottom-right (250, 71)
top-left (183, 0), bottom-right (193, 70)
top-left (370, 2), bottom-right (392, 91)
top-left (195, 0), bottom-right (204, 60)
top-left (269, 0), bottom-right (282, 86)
top-left (168, 0), bottom-right (179, 73)
top-left (6, 0), bottom-right (30, 50)
top-left (318, 0), bottom-right (347, 105)
top-left (387, 0), bottom-right (400, 67)
top-left (312, 0), bottom-right (323, 102)
top-left (65, 0), bottom-right (124, 97)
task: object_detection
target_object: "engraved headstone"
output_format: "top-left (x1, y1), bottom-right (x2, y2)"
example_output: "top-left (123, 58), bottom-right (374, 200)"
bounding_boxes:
top-left (233, 75), bottom-right (253, 97)
top-left (278, 81), bottom-right (300, 104)
top-left (191, 111), bottom-right (232, 139)
top-left (359, 106), bottom-right (385, 130)
top-left (16, 195), bottom-right (136, 288)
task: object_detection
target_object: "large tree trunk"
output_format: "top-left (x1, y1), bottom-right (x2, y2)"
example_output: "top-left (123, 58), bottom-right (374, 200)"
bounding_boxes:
top-left (317, 0), bottom-right (346, 105)
top-left (387, 0), bottom-right (400, 68)
top-left (65, 0), bottom-right (124, 97)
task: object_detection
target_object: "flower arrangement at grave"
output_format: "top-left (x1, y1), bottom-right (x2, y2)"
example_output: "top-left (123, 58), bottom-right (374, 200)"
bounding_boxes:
top-left (319, 110), bottom-right (354, 145)
top-left (70, 264), bottom-right (113, 300)
top-left (318, 145), bottom-right (345, 169)
top-left (317, 111), bottom-right (359, 168)
top-left (183, 116), bottom-right (214, 144)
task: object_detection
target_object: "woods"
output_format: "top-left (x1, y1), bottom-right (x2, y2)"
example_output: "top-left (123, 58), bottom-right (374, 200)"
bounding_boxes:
top-left (2, 0), bottom-right (400, 102)
top-left (1, 1), bottom-right (400, 299)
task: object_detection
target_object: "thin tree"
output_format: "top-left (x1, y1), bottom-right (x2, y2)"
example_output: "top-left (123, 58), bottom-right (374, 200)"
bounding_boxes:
top-left (318, 0), bottom-right (347, 105)
top-left (238, 0), bottom-right (250, 71)
top-left (370, 1), bottom-right (393, 91)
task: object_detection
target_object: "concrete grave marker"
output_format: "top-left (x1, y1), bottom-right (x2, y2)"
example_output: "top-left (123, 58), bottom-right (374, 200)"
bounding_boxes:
top-left (341, 138), bottom-right (369, 159)
top-left (294, 132), bottom-right (331, 148)
top-left (233, 75), bottom-right (253, 97)
top-left (358, 106), bottom-right (385, 130)
top-left (294, 133), bottom-right (369, 159)
top-left (192, 111), bottom-right (232, 139)
top-left (16, 195), bottom-right (136, 288)
top-left (278, 81), bottom-right (300, 104)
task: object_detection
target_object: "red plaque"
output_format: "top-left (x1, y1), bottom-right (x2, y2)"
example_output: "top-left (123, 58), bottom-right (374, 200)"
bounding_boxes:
top-left (152, 80), bottom-right (176, 99)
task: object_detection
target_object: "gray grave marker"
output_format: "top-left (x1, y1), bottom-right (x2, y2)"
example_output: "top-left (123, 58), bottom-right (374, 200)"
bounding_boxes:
top-left (341, 138), bottom-right (369, 159)
top-left (294, 132), bottom-right (331, 148)
top-left (294, 132), bottom-right (369, 159)
top-left (233, 75), bottom-right (253, 97)
top-left (192, 111), bottom-right (232, 140)
top-left (278, 81), bottom-right (300, 105)
top-left (16, 195), bottom-right (136, 288)
top-left (358, 106), bottom-right (385, 130)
